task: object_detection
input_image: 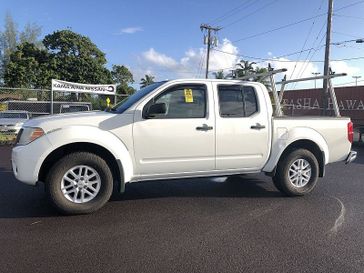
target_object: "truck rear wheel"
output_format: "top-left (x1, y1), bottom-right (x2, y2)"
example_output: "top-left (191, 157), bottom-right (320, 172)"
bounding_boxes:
top-left (46, 152), bottom-right (113, 215)
top-left (273, 149), bottom-right (319, 196)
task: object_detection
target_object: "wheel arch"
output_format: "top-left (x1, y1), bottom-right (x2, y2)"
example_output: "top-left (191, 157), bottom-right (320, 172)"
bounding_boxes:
top-left (264, 138), bottom-right (327, 178)
top-left (39, 142), bottom-right (126, 192)
top-left (278, 140), bottom-right (325, 177)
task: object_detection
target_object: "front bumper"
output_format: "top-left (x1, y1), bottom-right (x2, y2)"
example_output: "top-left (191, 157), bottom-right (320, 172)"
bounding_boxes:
top-left (12, 135), bottom-right (52, 185)
top-left (346, 150), bottom-right (357, 164)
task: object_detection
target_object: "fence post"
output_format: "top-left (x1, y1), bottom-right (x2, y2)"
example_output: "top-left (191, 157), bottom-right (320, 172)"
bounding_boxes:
top-left (51, 85), bottom-right (54, 115)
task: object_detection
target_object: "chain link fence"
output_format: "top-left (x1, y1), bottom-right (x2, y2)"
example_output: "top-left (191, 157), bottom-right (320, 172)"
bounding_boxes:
top-left (0, 87), bottom-right (128, 145)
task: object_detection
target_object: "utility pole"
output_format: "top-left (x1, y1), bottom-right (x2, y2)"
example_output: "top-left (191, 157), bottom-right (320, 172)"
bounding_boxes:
top-left (312, 72), bottom-right (321, 89)
top-left (200, 24), bottom-right (221, 79)
top-left (322, 0), bottom-right (334, 115)
top-left (353, 75), bottom-right (361, 86)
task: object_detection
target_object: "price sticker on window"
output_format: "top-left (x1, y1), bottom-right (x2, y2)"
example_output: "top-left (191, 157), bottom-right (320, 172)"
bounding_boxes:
top-left (184, 89), bottom-right (194, 103)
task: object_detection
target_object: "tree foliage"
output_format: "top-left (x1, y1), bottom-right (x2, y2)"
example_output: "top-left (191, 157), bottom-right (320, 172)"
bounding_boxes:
top-left (213, 70), bottom-right (225, 79)
top-left (235, 60), bottom-right (256, 78)
top-left (111, 65), bottom-right (135, 95)
top-left (4, 30), bottom-right (114, 89)
top-left (43, 30), bottom-right (112, 84)
top-left (140, 74), bottom-right (155, 88)
top-left (4, 42), bottom-right (54, 89)
top-left (0, 13), bottom-right (42, 84)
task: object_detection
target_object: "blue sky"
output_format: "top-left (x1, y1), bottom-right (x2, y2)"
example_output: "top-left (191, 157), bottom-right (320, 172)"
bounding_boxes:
top-left (1, 0), bottom-right (364, 89)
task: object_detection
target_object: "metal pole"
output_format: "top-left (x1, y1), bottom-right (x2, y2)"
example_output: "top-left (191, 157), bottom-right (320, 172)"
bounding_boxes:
top-left (353, 76), bottom-right (361, 86)
top-left (200, 24), bottom-right (221, 79)
top-left (322, 0), bottom-right (334, 115)
top-left (312, 72), bottom-right (321, 89)
top-left (269, 74), bottom-right (283, 116)
top-left (51, 87), bottom-right (54, 115)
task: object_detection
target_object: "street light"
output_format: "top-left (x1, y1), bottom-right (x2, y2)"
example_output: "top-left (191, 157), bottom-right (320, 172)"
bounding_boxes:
top-left (353, 76), bottom-right (362, 86)
top-left (312, 72), bottom-right (321, 89)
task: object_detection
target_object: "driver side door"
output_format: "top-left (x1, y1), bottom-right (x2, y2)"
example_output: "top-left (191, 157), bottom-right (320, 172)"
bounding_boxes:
top-left (133, 83), bottom-right (215, 179)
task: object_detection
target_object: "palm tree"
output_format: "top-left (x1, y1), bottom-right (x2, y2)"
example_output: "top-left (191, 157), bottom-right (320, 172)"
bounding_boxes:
top-left (140, 74), bottom-right (155, 88)
top-left (235, 60), bottom-right (256, 78)
top-left (213, 70), bottom-right (225, 79)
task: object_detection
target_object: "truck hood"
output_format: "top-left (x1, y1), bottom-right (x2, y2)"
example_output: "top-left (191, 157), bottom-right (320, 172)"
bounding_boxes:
top-left (24, 111), bottom-right (120, 132)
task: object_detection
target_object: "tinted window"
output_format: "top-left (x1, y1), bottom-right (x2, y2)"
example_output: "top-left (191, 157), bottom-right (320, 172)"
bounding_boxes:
top-left (218, 85), bottom-right (258, 117)
top-left (145, 84), bottom-right (207, 119)
top-left (110, 81), bottom-right (167, 114)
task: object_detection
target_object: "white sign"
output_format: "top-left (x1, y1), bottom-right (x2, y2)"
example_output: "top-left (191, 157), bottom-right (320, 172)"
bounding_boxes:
top-left (52, 79), bottom-right (116, 95)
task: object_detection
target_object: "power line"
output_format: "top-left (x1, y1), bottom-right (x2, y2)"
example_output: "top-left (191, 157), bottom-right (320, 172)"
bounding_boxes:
top-left (232, 13), bottom-right (326, 43)
top-left (293, 21), bottom-right (326, 86)
top-left (293, 33), bottom-right (326, 89)
top-left (213, 46), bottom-right (364, 64)
top-left (334, 0), bottom-right (364, 12)
top-left (222, 0), bottom-right (279, 29)
top-left (231, 0), bottom-right (364, 44)
top-left (332, 38), bottom-right (364, 45)
top-left (332, 31), bottom-right (362, 39)
top-left (208, 0), bottom-right (257, 25)
top-left (334, 78), bottom-right (364, 87)
top-left (334, 13), bottom-right (364, 20)
top-left (289, 0), bottom-right (325, 81)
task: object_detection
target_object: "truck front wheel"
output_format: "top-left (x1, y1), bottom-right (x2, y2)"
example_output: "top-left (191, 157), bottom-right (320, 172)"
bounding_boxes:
top-left (46, 152), bottom-right (113, 215)
top-left (273, 149), bottom-right (319, 196)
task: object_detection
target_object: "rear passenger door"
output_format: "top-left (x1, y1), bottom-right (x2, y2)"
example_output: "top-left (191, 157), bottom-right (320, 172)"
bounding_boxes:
top-left (214, 83), bottom-right (270, 171)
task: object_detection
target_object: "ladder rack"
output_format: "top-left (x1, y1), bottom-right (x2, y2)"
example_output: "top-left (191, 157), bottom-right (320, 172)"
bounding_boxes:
top-left (236, 68), bottom-right (347, 117)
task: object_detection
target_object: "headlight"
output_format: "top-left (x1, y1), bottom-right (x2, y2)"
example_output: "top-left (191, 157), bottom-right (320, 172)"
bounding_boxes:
top-left (17, 127), bottom-right (45, 145)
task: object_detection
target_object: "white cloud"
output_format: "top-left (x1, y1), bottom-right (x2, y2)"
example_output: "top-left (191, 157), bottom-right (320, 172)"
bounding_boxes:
top-left (136, 38), bottom-right (240, 79)
top-left (115, 27), bottom-right (143, 35)
top-left (142, 48), bottom-right (178, 68)
top-left (268, 58), bottom-right (320, 80)
top-left (330, 61), bottom-right (361, 76)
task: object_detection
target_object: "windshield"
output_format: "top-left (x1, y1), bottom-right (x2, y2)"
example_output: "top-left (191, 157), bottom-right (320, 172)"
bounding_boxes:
top-left (110, 81), bottom-right (167, 113)
top-left (0, 112), bottom-right (28, 119)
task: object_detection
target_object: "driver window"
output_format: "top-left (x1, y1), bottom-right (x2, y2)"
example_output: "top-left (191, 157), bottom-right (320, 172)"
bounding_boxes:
top-left (146, 84), bottom-right (207, 119)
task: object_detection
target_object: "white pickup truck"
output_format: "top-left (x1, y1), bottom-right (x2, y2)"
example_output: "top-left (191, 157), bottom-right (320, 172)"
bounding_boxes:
top-left (12, 79), bottom-right (357, 214)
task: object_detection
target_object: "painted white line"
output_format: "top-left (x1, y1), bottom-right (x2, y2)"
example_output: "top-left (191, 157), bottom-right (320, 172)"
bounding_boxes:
top-left (328, 197), bottom-right (346, 235)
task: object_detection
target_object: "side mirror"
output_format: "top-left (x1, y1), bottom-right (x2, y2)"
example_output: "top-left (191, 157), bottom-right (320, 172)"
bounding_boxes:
top-left (147, 103), bottom-right (166, 117)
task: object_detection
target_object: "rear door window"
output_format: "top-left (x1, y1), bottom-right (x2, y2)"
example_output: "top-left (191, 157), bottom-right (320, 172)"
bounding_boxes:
top-left (218, 85), bottom-right (258, 117)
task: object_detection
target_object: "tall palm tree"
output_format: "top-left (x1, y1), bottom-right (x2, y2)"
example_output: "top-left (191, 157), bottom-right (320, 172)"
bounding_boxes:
top-left (213, 70), bottom-right (225, 79)
top-left (235, 59), bottom-right (256, 78)
top-left (140, 74), bottom-right (155, 88)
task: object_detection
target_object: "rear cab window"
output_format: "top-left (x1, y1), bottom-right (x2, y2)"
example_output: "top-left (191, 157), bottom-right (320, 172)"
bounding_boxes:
top-left (218, 85), bottom-right (258, 117)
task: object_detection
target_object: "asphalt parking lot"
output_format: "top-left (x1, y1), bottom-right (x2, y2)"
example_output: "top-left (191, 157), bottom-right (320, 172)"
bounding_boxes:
top-left (0, 144), bottom-right (363, 273)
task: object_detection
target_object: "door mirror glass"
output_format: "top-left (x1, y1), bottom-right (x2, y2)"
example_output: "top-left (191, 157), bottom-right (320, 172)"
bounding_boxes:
top-left (148, 103), bottom-right (167, 117)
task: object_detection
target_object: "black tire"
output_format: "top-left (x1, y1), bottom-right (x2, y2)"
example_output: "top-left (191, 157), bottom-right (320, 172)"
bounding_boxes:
top-left (272, 149), bottom-right (319, 196)
top-left (46, 152), bottom-right (113, 215)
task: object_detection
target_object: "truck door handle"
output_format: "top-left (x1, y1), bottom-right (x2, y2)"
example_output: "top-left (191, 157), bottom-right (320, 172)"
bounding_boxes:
top-left (250, 123), bottom-right (266, 130)
top-left (196, 124), bottom-right (213, 131)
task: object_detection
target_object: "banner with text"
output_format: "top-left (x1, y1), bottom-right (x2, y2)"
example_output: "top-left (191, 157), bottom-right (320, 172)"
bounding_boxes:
top-left (52, 79), bottom-right (116, 95)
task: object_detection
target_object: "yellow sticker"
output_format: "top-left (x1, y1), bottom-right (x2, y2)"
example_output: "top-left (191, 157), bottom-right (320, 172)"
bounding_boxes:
top-left (184, 89), bottom-right (193, 103)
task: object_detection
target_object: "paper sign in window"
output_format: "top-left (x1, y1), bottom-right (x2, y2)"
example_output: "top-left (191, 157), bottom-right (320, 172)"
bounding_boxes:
top-left (184, 89), bottom-right (194, 103)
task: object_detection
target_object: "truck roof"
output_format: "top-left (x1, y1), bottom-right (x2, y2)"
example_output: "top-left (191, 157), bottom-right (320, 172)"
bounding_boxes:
top-left (164, 78), bottom-right (253, 83)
